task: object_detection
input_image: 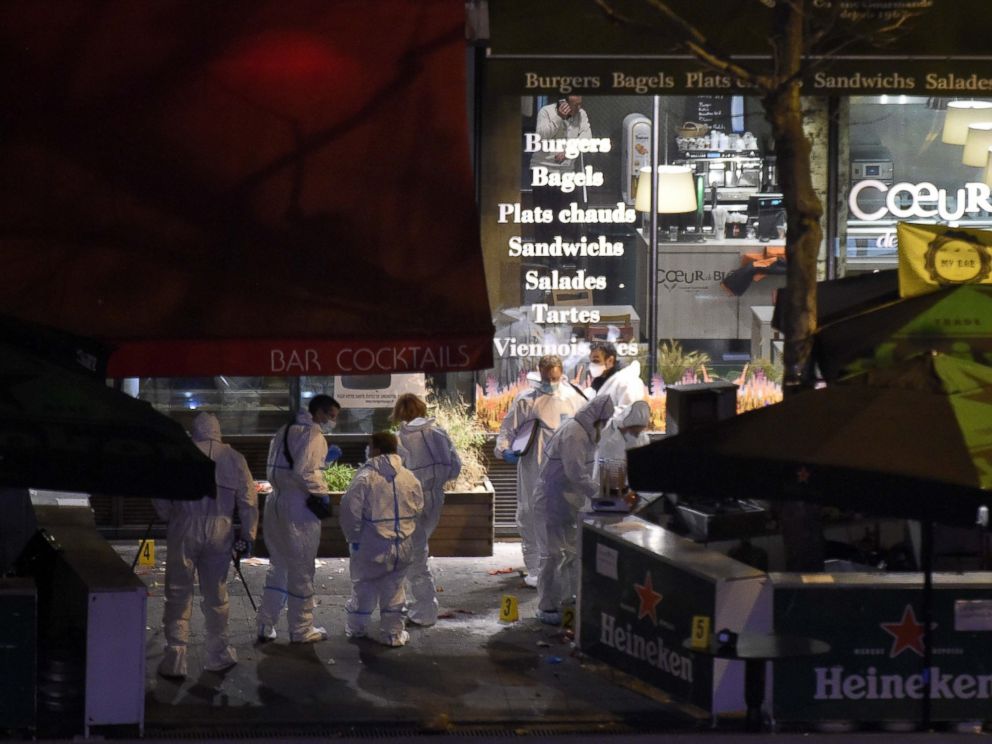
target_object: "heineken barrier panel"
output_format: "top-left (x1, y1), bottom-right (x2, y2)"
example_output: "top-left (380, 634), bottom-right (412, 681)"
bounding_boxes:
top-left (770, 572), bottom-right (992, 723)
top-left (578, 516), bottom-right (769, 714)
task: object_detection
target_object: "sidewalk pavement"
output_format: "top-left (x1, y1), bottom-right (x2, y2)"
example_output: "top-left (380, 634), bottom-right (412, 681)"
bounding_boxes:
top-left (121, 541), bottom-right (986, 743)
top-left (124, 541), bottom-right (702, 738)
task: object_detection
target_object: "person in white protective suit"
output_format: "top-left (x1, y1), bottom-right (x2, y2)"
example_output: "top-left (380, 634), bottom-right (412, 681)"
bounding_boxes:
top-left (595, 399), bottom-right (651, 466)
top-left (154, 412), bottom-right (258, 678)
top-left (592, 400), bottom-right (652, 500)
top-left (585, 340), bottom-right (646, 425)
top-left (493, 354), bottom-right (587, 586)
top-left (255, 394), bottom-right (340, 644)
top-left (534, 394), bottom-right (615, 625)
top-left (391, 393), bottom-right (461, 627)
top-left (340, 431), bottom-right (424, 647)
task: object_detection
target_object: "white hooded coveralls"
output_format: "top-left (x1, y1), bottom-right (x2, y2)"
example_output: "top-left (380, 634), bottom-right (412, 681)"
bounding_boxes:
top-left (255, 410), bottom-right (329, 641)
top-left (589, 360), bottom-right (647, 426)
top-left (340, 453), bottom-right (424, 645)
top-left (494, 383), bottom-right (586, 577)
top-left (396, 417), bottom-right (461, 625)
top-left (593, 400), bottom-right (652, 486)
top-left (153, 412), bottom-right (258, 677)
top-left (535, 395), bottom-right (615, 615)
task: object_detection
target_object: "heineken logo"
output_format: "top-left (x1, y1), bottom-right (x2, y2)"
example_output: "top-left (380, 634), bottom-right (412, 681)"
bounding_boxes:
top-left (814, 666), bottom-right (992, 701)
top-left (634, 571), bottom-right (663, 625)
top-left (880, 604), bottom-right (930, 659)
top-left (599, 612), bottom-right (694, 683)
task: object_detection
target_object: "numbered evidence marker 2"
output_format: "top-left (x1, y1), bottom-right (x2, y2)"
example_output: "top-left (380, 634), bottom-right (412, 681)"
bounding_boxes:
top-left (690, 615), bottom-right (711, 649)
top-left (562, 606), bottom-right (575, 629)
top-left (499, 594), bottom-right (520, 622)
top-left (138, 539), bottom-right (156, 566)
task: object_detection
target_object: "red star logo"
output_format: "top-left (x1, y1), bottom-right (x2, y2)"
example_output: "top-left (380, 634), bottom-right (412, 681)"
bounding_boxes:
top-left (634, 570), bottom-right (663, 624)
top-left (881, 605), bottom-right (928, 658)
top-left (796, 466), bottom-right (811, 484)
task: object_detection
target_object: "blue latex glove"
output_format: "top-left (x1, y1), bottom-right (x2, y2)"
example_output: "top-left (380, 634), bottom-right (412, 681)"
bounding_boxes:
top-left (503, 451), bottom-right (520, 465)
top-left (325, 444), bottom-right (343, 464)
top-left (350, 542), bottom-right (360, 553)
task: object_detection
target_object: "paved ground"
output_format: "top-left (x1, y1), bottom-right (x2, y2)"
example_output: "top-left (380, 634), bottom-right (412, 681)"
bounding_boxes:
top-left (118, 541), bottom-right (988, 742)
top-left (124, 541), bottom-right (703, 738)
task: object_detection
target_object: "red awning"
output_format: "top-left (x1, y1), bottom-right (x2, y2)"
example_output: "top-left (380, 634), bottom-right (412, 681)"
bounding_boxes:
top-left (0, 1), bottom-right (493, 377)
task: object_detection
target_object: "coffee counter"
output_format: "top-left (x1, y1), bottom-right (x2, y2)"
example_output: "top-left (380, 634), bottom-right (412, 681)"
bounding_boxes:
top-left (636, 231), bottom-right (787, 342)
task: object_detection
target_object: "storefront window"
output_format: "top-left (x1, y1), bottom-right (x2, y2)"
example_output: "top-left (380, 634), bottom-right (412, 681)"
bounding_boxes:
top-left (477, 93), bottom-right (785, 431)
top-left (844, 96), bottom-right (992, 273)
top-left (135, 376), bottom-right (292, 435)
top-left (138, 372), bottom-right (474, 437)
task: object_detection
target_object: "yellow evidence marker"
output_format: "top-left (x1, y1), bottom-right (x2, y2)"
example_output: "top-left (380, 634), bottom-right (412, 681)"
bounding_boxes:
top-left (562, 606), bottom-right (575, 629)
top-left (137, 539), bottom-right (156, 567)
top-left (690, 615), bottom-right (712, 649)
top-left (499, 594), bottom-right (519, 622)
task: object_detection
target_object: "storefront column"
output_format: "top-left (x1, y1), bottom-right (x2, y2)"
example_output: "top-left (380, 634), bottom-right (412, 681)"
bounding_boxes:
top-left (480, 92), bottom-right (524, 312)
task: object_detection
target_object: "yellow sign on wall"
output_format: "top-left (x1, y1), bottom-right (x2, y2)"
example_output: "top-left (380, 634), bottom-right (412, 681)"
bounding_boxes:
top-left (897, 222), bottom-right (992, 298)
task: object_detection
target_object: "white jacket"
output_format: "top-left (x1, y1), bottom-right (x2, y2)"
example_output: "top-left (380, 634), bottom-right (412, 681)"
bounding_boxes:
top-left (591, 361), bottom-right (646, 425)
top-left (340, 454), bottom-right (424, 569)
top-left (153, 412), bottom-right (258, 539)
top-left (397, 417), bottom-right (462, 498)
top-left (266, 410), bottom-right (329, 497)
top-left (539, 395), bottom-right (615, 510)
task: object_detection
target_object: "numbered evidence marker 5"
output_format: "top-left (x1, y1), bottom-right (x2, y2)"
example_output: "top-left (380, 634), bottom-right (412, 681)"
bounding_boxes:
top-left (499, 594), bottom-right (520, 622)
top-left (138, 540), bottom-right (156, 566)
top-left (691, 615), bottom-right (711, 649)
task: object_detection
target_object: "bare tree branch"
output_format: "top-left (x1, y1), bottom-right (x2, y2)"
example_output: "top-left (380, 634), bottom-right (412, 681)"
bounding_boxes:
top-left (642, 0), bottom-right (774, 92)
top-left (595, 0), bottom-right (774, 92)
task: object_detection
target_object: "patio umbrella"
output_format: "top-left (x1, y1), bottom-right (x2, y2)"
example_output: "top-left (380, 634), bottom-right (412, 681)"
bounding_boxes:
top-left (627, 351), bottom-right (992, 727)
top-left (771, 269), bottom-right (899, 332)
top-left (814, 284), bottom-right (992, 382)
top-left (0, 330), bottom-right (215, 500)
top-left (629, 352), bottom-right (992, 526)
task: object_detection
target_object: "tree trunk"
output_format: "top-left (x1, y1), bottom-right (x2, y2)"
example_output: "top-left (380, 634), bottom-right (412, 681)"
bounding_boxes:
top-left (765, 0), bottom-right (825, 571)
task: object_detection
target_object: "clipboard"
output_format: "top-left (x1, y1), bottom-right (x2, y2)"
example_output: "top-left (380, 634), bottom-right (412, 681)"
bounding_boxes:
top-left (511, 419), bottom-right (540, 457)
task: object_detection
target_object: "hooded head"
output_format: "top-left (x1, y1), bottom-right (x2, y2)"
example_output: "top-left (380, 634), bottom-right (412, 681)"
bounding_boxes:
top-left (619, 401), bottom-right (650, 430)
top-left (574, 394), bottom-right (615, 442)
top-left (618, 400), bottom-right (651, 448)
top-left (191, 412), bottom-right (222, 443)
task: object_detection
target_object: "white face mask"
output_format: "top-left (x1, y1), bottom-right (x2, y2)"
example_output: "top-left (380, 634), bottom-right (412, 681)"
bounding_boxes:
top-left (319, 420), bottom-right (336, 434)
top-left (588, 362), bottom-right (606, 379)
top-left (538, 381), bottom-right (560, 395)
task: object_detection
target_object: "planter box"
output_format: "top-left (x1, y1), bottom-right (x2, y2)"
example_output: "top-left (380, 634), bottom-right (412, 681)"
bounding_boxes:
top-left (255, 479), bottom-right (495, 558)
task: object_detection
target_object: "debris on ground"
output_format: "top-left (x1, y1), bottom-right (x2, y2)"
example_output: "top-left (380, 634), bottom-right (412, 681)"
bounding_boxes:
top-left (422, 713), bottom-right (452, 733)
top-left (487, 567), bottom-right (515, 575)
top-left (536, 641), bottom-right (550, 648)
top-left (546, 656), bottom-right (563, 664)
top-left (437, 608), bottom-right (476, 620)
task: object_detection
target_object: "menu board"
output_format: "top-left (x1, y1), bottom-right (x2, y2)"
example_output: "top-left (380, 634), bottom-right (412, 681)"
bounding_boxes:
top-left (686, 95), bottom-right (735, 133)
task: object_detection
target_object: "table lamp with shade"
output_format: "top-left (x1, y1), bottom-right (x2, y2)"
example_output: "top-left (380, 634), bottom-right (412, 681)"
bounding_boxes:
top-left (962, 122), bottom-right (992, 166)
top-left (941, 100), bottom-right (992, 145)
top-left (635, 165), bottom-right (698, 241)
